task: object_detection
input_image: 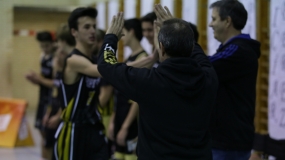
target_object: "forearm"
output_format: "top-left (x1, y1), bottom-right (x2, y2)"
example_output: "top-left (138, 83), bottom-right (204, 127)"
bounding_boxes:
top-left (39, 77), bottom-right (54, 88)
top-left (109, 112), bottom-right (115, 125)
top-left (56, 108), bottom-right (62, 117)
top-left (45, 106), bottom-right (52, 117)
top-left (99, 85), bottom-right (113, 107)
top-left (127, 55), bottom-right (156, 69)
top-left (49, 108), bottom-right (62, 120)
top-left (121, 102), bottom-right (139, 129)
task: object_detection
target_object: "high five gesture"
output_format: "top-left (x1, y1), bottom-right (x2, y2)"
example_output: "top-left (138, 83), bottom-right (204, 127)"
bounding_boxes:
top-left (106, 12), bottom-right (124, 40)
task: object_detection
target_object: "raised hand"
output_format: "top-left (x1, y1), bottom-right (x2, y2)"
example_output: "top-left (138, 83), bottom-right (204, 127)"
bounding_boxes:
top-left (153, 4), bottom-right (174, 51)
top-left (153, 21), bottom-right (160, 50)
top-left (106, 12), bottom-right (124, 40)
top-left (154, 4), bottom-right (173, 27)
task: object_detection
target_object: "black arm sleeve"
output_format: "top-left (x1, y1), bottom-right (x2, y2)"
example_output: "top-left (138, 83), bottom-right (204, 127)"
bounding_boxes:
top-left (191, 43), bottom-right (214, 69)
top-left (97, 34), bottom-right (149, 102)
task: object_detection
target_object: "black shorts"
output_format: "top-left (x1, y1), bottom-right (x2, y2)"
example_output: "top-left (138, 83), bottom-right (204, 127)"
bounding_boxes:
top-left (54, 122), bottom-right (108, 160)
top-left (35, 101), bottom-right (49, 130)
top-left (114, 120), bottom-right (138, 154)
top-left (44, 128), bottom-right (57, 148)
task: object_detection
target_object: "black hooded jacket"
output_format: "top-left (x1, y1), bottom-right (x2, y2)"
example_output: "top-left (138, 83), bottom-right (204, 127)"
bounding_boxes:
top-left (209, 34), bottom-right (261, 150)
top-left (98, 34), bottom-right (218, 160)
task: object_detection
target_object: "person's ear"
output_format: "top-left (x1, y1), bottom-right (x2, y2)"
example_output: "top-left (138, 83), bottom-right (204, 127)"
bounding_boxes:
top-left (130, 28), bottom-right (134, 34)
top-left (159, 42), bottom-right (166, 56)
top-left (225, 16), bottom-right (232, 28)
top-left (71, 28), bottom-right (77, 37)
top-left (129, 29), bottom-right (135, 38)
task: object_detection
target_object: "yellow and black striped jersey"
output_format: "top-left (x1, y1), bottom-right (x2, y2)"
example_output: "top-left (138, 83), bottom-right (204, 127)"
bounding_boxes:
top-left (60, 49), bottom-right (102, 126)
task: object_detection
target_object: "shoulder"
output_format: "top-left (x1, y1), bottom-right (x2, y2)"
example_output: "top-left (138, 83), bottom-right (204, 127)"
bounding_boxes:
top-left (135, 51), bottom-right (148, 60)
top-left (210, 44), bottom-right (239, 61)
top-left (67, 54), bottom-right (93, 68)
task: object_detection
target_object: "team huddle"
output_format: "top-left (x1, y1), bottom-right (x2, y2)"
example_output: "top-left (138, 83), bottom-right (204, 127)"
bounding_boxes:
top-left (26, 1), bottom-right (260, 160)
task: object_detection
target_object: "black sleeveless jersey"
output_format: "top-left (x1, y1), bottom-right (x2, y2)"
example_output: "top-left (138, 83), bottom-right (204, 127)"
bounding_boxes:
top-left (115, 50), bottom-right (147, 109)
top-left (60, 49), bottom-right (103, 127)
top-left (49, 71), bottom-right (62, 116)
top-left (39, 55), bottom-right (53, 104)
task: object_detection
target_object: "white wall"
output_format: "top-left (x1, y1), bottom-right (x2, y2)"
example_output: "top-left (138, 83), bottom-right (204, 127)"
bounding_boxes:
top-left (160, 0), bottom-right (174, 15)
top-left (97, 2), bottom-right (106, 30)
top-left (239, 0), bottom-right (256, 39)
top-left (108, 0), bottom-right (119, 27)
top-left (207, 0), bottom-right (220, 56)
top-left (268, 0), bottom-right (285, 140)
top-left (123, 0), bottom-right (137, 60)
top-left (0, 0), bottom-right (13, 97)
top-left (13, 0), bottom-right (78, 6)
top-left (182, 0), bottom-right (198, 24)
top-left (107, 0), bottom-right (119, 58)
top-left (140, 0), bottom-right (154, 55)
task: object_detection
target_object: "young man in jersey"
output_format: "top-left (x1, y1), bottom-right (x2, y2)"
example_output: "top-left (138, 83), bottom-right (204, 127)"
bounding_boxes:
top-left (51, 7), bottom-right (161, 160)
top-left (141, 12), bottom-right (156, 47)
top-left (208, 1), bottom-right (260, 159)
top-left (25, 31), bottom-right (55, 160)
top-left (108, 18), bottom-right (147, 160)
top-left (97, 5), bottom-right (218, 160)
top-left (52, 7), bottom-right (110, 160)
top-left (32, 24), bottom-right (75, 160)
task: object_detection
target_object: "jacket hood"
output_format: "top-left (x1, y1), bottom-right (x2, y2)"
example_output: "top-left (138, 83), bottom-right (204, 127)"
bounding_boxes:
top-left (156, 57), bottom-right (206, 98)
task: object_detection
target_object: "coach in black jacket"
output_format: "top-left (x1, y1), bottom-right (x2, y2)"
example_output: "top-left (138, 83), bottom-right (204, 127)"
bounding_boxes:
top-left (98, 12), bottom-right (218, 159)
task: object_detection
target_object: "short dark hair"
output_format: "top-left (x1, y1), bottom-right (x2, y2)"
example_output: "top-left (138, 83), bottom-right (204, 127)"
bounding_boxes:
top-left (124, 18), bottom-right (143, 41)
top-left (68, 7), bottom-right (98, 30)
top-left (158, 18), bottom-right (194, 57)
top-left (36, 31), bottom-right (53, 42)
top-left (210, 0), bottom-right (247, 30)
top-left (188, 22), bottom-right (199, 42)
top-left (56, 23), bottom-right (76, 46)
top-left (95, 29), bottom-right (106, 42)
top-left (141, 12), bottom-right (157, 24)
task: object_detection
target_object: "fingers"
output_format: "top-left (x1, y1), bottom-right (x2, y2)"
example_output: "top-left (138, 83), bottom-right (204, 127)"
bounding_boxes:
top-left (154, 4), bottom-right (163, 21)
top-left (164, 6), bottom-right (173, 17)
top-left (107, 15), bottom-right (116, 34)
top-left (154, 4), bottom-right (173, 21)
top-left (116, 12), bottom-right (124, 39)
top-left (119, 12), bottom-right (124, 29)
top-left (111, 15), bottom-right (116, 26)
top-left (106, 11), bottom-right (124, 37)
top-left (158, 4), bottom-right (167, 18)
top-left (117, 12), bottom-right (123, 34)
top-left (115, 12), bottom-right (120, 25)
top-left (157, 4), bottom-right (167, 19)
top-left (154, 20), bottom-right (162, 28)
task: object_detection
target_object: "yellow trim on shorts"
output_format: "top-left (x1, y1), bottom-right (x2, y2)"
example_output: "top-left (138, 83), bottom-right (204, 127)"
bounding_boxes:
top-left (114, 152), bottom-right (137, 160)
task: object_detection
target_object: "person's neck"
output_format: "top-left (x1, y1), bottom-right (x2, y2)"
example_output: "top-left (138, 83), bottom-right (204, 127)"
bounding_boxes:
top-left (222, 29), bottom-right (241, 45)
top-left (160, 54), bottom-right (170, 62)
top-left (75, 42), bottom-right (93, 58)
top-left (65, 45), bottom-right (74, 55)
top-left (129, 39), bottom-right (144, 56)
